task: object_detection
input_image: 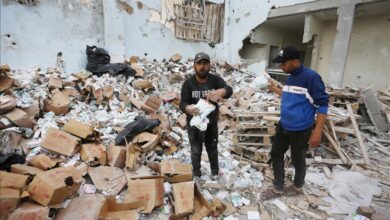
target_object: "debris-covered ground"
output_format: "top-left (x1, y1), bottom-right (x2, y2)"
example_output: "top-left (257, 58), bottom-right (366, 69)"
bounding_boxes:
top-left (1, 55), bottom-right (390, 220)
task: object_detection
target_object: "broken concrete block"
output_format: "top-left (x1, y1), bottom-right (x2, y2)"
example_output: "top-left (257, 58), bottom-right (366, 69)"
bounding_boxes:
top-left (10, 164), bottom-right (44, 176)
top-left (0, 95), bottom-right (16, 114)
top-left (125, 176), bottom-right (164, 213)
top-left (7, 202), bottom-right (49, 220)
top-left (0, 188), bottom-right (20, 220)
top-left (29, 154), bottom-right (57, 170)
top-left (0, 171), bottom-right (29, 190)
top-left (80, 143), bottom-right (107, 166)
top-left (40, 127), bottom-right (80, 156)
top-left (88, 166), bottom-right (127, 196)
top-left (107, 145), bottom-right (127, 168)
top-left (63, 119), bottom-right (94, 139)
top-left (48, 76), bottom-right (63, 90)
top-left (170, 181), bottom-right (194, 216)
top-left (132, 132), bottom-right (159, 152)
top-left (43, 90), bottom-right (70, 115)
top-left (28, 166), bottom-right (82, 206)
top-left (4, 108), bottom-right (34, 128)
top-left (170, 53), bottom-right (182, 62)
top-left (132, 79), bottom-right (153, 90)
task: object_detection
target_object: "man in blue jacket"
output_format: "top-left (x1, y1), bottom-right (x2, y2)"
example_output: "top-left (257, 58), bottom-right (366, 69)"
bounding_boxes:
top-left (263, 46), bottom-right (329, 199)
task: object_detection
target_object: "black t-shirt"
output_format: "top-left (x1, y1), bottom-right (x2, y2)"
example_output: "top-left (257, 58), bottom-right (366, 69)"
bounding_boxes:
top-left (179, 74), bottom-right (233, 123)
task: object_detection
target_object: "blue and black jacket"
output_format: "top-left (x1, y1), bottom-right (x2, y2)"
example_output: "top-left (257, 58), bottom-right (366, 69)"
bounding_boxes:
top-left (280, 65), bottom-right (329, 131)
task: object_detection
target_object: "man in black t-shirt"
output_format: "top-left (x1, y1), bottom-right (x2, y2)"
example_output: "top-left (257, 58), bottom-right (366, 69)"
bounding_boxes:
top-left (180, 52), bottom-right (233, 181)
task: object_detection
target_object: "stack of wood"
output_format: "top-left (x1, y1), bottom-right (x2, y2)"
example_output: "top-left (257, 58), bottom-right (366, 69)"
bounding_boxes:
top-left (231, 112), bottom-right (279, 163)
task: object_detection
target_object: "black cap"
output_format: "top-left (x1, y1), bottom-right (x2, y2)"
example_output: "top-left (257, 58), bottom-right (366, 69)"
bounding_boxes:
top-left (194, 52), bottom-right (210, 63)
top-left (271, 46), bottom-right (301, 63)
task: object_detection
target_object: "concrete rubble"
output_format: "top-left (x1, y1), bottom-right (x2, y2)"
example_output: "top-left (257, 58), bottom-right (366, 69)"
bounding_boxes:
top-left (0, 57), bottom-right (389, 220)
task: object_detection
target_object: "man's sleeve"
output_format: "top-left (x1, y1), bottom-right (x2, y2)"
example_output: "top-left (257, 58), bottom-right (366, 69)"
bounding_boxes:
top-left (180, 80), bottom-right (191, 113)
top-left (216, 75), bottom-right (233, 99)
top-left (309, 73), bottom-right (329, 114)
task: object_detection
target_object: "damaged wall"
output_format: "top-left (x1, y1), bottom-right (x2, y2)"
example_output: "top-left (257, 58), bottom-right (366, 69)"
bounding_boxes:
top-left (0, 0), bottom-right (314, 72)
top-left (0, 0), bottom-right (105, 73)
top-left (317, 13), bottom-right (390, 89)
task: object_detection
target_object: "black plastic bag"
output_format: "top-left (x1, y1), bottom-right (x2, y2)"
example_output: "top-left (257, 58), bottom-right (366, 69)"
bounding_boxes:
top-left (0, 153), bottom-right (25, 172)
top-left (115, 116), bottom-right (161, 145)
top-left (86, 45), bottom-right (135, 77)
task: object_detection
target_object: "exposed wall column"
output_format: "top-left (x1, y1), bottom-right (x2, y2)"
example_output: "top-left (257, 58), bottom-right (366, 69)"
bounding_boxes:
top-left (102, 0), bottom-right (126, 62)
top-left (328, 4), bottom-right (355, 87)
top-left (303, 14), bottom-right (323, 72)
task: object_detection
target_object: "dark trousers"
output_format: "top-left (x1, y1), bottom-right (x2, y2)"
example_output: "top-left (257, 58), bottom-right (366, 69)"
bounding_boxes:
top-left (271, 124), bottom-right (312, 190)
top-left (187, 121), bottom-right (219, 177)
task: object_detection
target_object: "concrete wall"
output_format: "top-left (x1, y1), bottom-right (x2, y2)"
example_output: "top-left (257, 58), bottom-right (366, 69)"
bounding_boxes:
top-left (0, 0), bottom-right (312, 72)
top-left (0, 0), bottom-right (105, 73)
top-left (317, 13), bottom-right (390, 89)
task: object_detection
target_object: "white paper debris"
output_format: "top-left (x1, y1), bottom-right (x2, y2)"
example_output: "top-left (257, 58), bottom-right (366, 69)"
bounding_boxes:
top-left (190, 99), bottom-right (216, 131)
top-left (272, 199), bottom-right (289, 212)
top-left (247, 211), bottom-right (261, 220)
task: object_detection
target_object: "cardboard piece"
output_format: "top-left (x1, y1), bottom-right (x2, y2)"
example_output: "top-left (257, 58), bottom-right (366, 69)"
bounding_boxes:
top-left (177, 113), bottom-right (187, 128)
top-left (170, 53), bottom-right (182, 62)
top-left (159, 160), bottom-right (192, 183)
top-left (142, 96), bottom-right (162, 113)
top-left (92, 87), bottom-right (103, 104)
top-left (4, 108), bottom-right (34, 128)
top-left (129, 97), bottom-right (144, 110)
top-left (63, 119), bottom-right (94, 139)
top-left (48, 76), bottom-right (63, 90)
top-left (107, 145), bottom-right (127, 168)
top-left (40, 128), bottom-right (80, 156)
top-left (0, 171), bottom-right (29, 190)
top-left (190, 184), bottom-right (211, 220)
top-left (88, 166), bottom-right (127, 196)
top-left (29, 154), bottom-right (57, 170)
top-left (132, 79), bottom-right (153, 90)
top-left (125, 176), bottom-right (164, 213)
top-left (20, 101), bottom-right (40, 120)
top-left (28, 166), bottom-right (82, 206)
top-left (0, 188), bottom-right (20, 220)
top-left (130, 64), bottom-right (144, 77)
top-left (80, 143), bottom-right (107, 166)
top-left (132, 132), bottom-right (159, 152)
top-left (55, 194), bottom-right (107, 220)
top-left (170, 181), bottom-right (195, 216)
top-left (100, 197), bottom-right (143, 220)
top-left (0, 74), bottom-right (14, 92)
top-left (11, 164), bottom-right (44, 176)
top-left (43, 90), bottom-right (70, 115)
top-left (0, 95), bottom-right (16, 114)
top-left (0, 64), bottom-right (11, 74)
top-left (7, 202), bottom-right (50, 220)
top-left (103, 85), bottom-right (114, 99)
top-left (126, 144), bottom-right (141, 170)
top-left (57, 194), bottom-right (142, 220)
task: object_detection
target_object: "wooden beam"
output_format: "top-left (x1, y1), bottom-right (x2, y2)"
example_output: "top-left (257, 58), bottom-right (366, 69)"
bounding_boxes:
top-left (323, 126), bottom-right (348, 164)
top-left (347, 104), bottom-right (370, 165)
top-left (366, 137), bottom-right (390, 156)
top-left (306, 158), bottom-right (365, 165)
top-left (333, 126), bottom-right (355, 134)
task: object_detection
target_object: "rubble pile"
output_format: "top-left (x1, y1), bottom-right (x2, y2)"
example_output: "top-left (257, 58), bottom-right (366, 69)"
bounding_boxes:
top-left (0, 55), bottom-right (389, 220)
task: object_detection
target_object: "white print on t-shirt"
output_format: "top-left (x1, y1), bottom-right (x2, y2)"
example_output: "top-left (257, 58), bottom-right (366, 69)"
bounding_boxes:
top-left (192, 89), bottom-right (215, 99)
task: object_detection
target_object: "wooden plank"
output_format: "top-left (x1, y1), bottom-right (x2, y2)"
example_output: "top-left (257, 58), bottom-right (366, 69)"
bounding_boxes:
top-left (306, 158), bottom-right (365, 165)
top-left (377, 139), bottom-right (390, 144)
top-left (347, 104), bottom-right (370, 165)
top-left (206, 3), bottom-right (213, 40)
top-left (214, 5), bottom-right (221, 43)
top-left (366, 137), bottom-right (390, 156)
top-left (211, 3), bottom-right (218, 42)
top-left (333, 126), bottom-right (355, 134)
top-left (323, 126), bottom-right (348, 164)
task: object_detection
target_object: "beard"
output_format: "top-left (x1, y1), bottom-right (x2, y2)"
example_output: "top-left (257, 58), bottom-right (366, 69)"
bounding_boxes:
top-left (195, 70), bottom-right (209, 79)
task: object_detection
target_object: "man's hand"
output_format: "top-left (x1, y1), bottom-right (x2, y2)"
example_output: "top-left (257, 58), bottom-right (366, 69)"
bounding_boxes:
top-left (207, 88), bottom-right (226, 102)
top-left (309, 129), bottom-right (322, 148)
top-left (186, 105), bottom-right (199, 116)
top-left (268, 79), bottom-right (282, 96)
